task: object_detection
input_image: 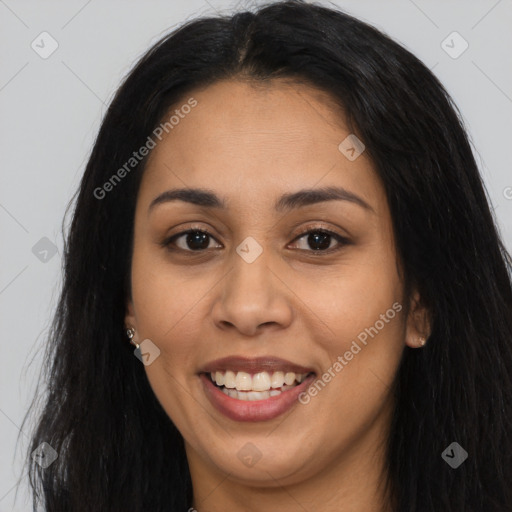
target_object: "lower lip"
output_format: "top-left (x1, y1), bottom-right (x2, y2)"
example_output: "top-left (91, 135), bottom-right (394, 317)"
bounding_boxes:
top-left (199, 373), bottom-right (316, 422)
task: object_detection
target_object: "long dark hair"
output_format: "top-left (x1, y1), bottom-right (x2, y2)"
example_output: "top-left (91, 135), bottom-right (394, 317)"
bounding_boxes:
top-left (20, 1), bottom-right (512, 510)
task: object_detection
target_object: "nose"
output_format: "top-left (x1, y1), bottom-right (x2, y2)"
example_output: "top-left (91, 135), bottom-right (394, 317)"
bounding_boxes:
top-left (211, 246), bottom-right (294, 337)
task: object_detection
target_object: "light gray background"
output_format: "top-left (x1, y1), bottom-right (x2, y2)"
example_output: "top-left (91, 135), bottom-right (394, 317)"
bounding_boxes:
top-left (1, 0), bottom-right (511, 510)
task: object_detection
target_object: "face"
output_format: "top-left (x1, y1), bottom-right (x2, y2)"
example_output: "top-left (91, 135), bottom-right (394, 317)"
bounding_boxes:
top-left (125, 79), bottom-right (428, 490)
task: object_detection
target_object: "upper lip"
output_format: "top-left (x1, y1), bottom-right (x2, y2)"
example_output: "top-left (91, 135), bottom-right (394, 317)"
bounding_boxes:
top-left (199, 356), bottom-right (316, 375)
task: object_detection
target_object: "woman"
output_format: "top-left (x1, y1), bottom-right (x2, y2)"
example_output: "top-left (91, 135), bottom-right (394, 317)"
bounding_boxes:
top-left (22, 1), bottom-right (512, 510)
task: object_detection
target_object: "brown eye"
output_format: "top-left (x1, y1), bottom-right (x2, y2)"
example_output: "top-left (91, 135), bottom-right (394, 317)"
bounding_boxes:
top-left (290, 229), bottom-right (349, 253)
top-left (163, 229), bottom-right (221, 252)
top-left (161, 226), bottom-right (349, 255)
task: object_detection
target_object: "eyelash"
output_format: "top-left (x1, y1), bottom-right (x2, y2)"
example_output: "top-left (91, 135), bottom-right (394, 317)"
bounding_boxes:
top-left (161, 224), bottom-right (350, 255)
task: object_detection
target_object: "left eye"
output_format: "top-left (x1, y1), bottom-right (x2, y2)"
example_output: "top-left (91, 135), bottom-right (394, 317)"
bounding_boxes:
top-left (291, 229), bottom-right (348, 252)
top-left (163, 228), bottom-right (348, 253)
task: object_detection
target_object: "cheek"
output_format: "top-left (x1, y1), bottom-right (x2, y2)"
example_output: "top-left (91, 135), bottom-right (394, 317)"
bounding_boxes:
top-left (300, 256), bottom-right (403, 353)
top-left (131, 241), bottom-right (202, 335)
top-left (300, 251), bottom-right (405, 415)
top-left (302, 292), bottom-right (403, 455)
top-left (130, 258), bottom-right (219, 396)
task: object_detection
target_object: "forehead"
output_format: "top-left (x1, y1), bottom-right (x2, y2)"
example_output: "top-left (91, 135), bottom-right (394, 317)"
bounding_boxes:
top-left (139, 79), bottom-right (384, 216)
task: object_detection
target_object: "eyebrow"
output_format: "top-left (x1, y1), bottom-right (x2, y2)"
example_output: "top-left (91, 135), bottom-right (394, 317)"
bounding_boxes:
top-left (148, 186), bottom-right (374, 215)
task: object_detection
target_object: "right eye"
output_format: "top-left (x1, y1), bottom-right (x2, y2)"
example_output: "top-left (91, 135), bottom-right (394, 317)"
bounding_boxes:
top-left (162, 229), bottom-right (222, 252)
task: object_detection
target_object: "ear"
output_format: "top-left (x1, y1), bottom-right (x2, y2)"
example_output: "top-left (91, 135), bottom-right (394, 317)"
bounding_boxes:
top-left (124, 297), bottom-right (137, 332)
top-left (404, 290), bottom-right (431, 348)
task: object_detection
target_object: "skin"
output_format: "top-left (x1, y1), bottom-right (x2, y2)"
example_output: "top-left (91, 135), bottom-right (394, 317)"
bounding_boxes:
top-left (125, 79), bottom-right (430, 512)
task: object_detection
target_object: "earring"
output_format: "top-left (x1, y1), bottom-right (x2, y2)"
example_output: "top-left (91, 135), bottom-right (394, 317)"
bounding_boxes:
top-left (126, 326), bottom-right (139, 349)
top-left (418, 336), bottom-right (427, 347)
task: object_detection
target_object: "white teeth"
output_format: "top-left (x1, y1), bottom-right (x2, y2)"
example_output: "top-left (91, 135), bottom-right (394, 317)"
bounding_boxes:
top-left (220, 388), bottom-right (272, 401)
top-left (248, 390), bottom-right (270, 400)
top-left (220, 387), bottom-right (301, 401)
top-left (271, 371), bottom-right (285, 389)
top-left (215, 371), bottom-right (225, 386)
top-left (252, 372), bottom-right (271, 391)
top-left (237, 390), bottom-right (249, 401)
top-left (284, 372), bottom-right (296, 386)
top-left (235, 371), bottom-right (252, 391)
top-left (209, 370), bottom-right (311, 393)
top-left (224, 370), bottom-right (236, 389)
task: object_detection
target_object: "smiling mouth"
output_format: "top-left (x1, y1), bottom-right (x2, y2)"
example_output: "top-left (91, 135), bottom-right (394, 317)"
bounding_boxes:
top-left (203, 370), bottom-right (315, 401)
